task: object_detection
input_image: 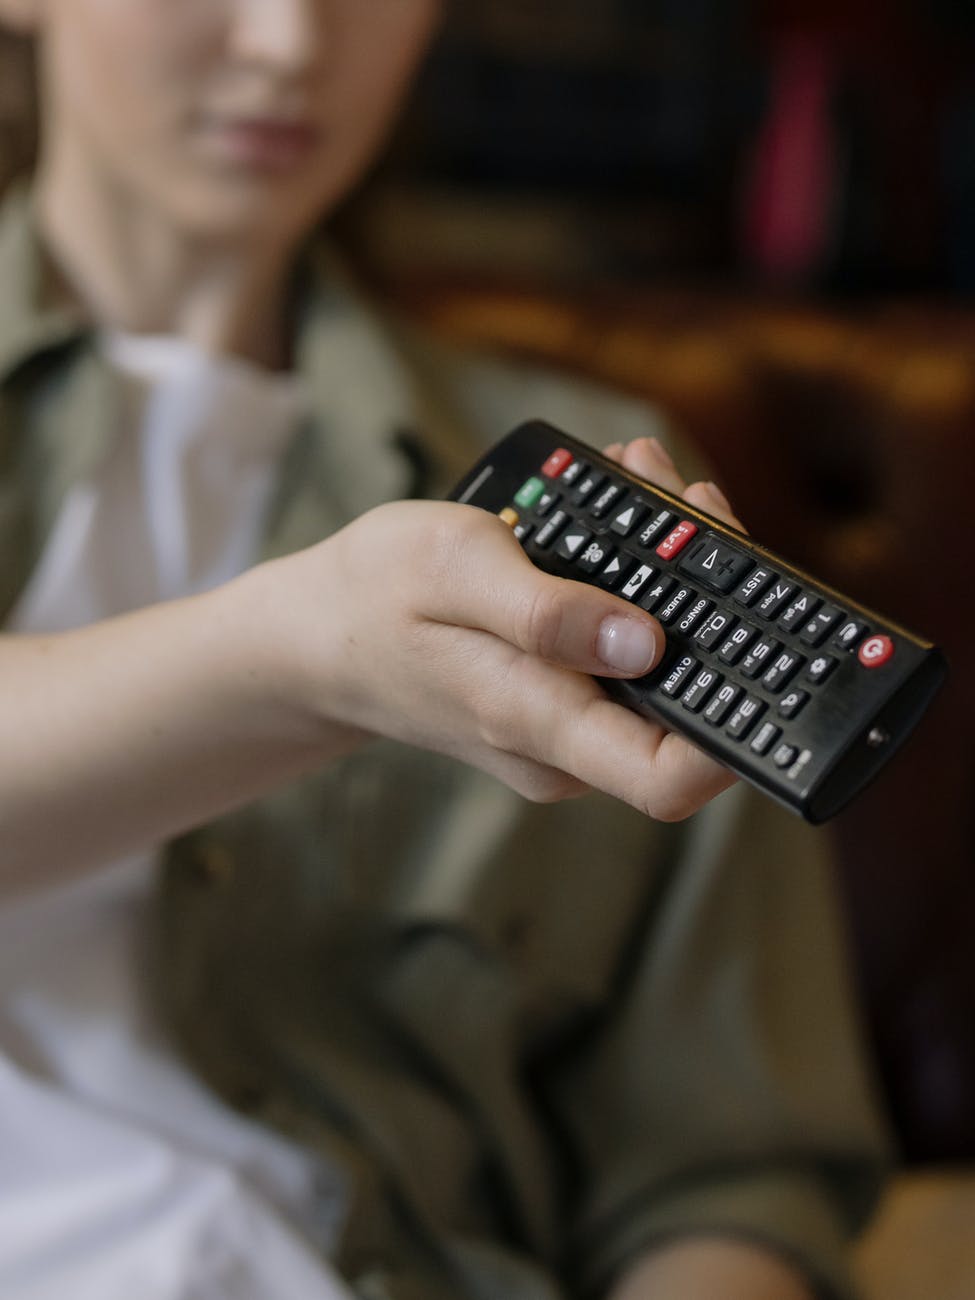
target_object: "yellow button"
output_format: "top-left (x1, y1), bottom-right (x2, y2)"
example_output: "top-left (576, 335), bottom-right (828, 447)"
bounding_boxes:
top-left (498, 506), bottom-right (519, 528)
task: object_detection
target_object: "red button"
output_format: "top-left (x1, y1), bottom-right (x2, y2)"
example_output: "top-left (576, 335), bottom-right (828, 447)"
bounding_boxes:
top-left (656, 520), bottom-right (699, 560)
top-left (541, 448), bottom-right (573, 478)
top-left (858, 634), bottom-right (895, 668)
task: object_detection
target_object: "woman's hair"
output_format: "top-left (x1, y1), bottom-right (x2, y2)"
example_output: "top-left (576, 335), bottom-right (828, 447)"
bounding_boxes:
top-left (0, 28), bottom-right (37, 196)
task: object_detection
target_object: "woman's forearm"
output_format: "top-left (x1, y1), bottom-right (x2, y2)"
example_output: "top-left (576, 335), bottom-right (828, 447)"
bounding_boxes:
top-left (0, 574), bottom-right (364, 894)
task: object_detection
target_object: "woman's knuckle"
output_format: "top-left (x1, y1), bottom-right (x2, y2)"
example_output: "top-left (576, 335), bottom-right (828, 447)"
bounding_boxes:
top-left (519, 584), bottom-right (566, 660)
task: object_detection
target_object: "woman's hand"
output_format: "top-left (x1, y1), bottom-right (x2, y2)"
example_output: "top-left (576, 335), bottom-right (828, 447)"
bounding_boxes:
top-left (258, 436), bottom-right (743, 823)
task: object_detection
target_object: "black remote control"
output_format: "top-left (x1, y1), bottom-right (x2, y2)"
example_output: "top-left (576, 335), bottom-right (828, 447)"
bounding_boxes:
top-left (449, 420), bottom-right (947, 823)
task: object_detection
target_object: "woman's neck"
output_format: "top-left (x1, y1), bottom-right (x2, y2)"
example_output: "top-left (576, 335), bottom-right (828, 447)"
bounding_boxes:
top-left (34, 147), bottom-right (297, 370)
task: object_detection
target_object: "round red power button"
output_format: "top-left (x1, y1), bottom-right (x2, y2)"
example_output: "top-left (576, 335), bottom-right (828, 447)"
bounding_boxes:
top-left (858, 634), bottom-right (895, 668)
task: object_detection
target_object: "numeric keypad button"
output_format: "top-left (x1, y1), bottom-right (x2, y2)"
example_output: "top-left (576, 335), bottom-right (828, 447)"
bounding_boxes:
top-left (756, 578), bottom-right (797, 620)
top-left (704, 682), bottom-right (742, 725)
top-left (762, 649), bottom-right (805, 693)
top-left (718, 622), bottom-right (758, 665)
top-left (695, 609), bottom-right (736, 650)
top-left (799, 603), bottom-right (844, 647)
top-left (741, 636), bottom-right (781, 679)
top-left (726, 695), bottom-right (766, 740)
top-left (778, 590), bottom-right (821, 633)
top-left (681, 667), bottom-right (721, 712)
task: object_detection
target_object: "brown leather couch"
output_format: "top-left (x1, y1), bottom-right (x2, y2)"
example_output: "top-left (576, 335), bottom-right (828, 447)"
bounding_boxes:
top-left (394, 278), bottom-right (975, 1163)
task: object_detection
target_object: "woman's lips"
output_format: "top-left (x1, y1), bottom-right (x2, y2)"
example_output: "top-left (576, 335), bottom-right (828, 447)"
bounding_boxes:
top-left (205, 117), bottom-right (320, 170)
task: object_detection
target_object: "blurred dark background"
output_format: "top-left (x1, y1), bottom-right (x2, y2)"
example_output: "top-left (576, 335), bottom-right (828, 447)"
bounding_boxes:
top-left (349, 0), bottom-right (975, 297)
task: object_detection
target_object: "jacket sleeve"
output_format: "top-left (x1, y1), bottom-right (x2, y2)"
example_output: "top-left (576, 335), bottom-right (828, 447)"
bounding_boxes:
top-left (538, 783), bottom-right (893, 1300)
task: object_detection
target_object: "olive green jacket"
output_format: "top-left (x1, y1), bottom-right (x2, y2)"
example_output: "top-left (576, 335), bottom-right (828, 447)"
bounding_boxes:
top-left (0, 189), bottom-right (891, 1300)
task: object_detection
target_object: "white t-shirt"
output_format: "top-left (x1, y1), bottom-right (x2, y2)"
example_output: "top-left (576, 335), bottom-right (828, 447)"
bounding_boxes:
top-left (0, 336), bottom-right (353, 1300)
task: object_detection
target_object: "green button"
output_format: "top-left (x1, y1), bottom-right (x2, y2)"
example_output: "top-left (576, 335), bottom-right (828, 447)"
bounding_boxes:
top-left (514, 476), bottom-right (545, 510)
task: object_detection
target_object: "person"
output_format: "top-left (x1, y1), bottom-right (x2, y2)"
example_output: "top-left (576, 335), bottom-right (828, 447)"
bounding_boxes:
top-left (0, 2), bottom-right (890, 1299)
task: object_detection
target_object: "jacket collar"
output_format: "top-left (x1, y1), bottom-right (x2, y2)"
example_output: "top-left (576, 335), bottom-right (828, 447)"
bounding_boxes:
top-left (0, 187), bottom-right (474, 567)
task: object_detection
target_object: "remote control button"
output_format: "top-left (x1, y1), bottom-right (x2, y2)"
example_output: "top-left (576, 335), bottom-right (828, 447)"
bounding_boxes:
top-left (577, 537), bottom-right (615, 574)
top-left (756, 578), bottom-right (796, 620)
top-left (535, 489), bottom-right (561, 517)
top-left (541, 448), bottom-right (574, 478)
top-left (799, 603), bottom-right (844, 647)
top-left (741, 636), bottom-right (781, 679)
top-left (726, 695), bottom-right (766, 740)
top-left (559, 459), bottom-right (588, 486)
top-left (636, 509), bottom-right (676, 550)
top-left (556, 527), bottom-right (591, 560)
top-left (778, 689), bottom-right (810, 719)
top-left (750, 721), bottom-right (781, 755)
top-left (695, 609), bottom-right (736, 650)
top-left (779, 590), bottom-right (821, 633)
top-left (734, 567), bottom-right (775, 607)
top-left (533, 509), bottom-right (569, 550)
top-left (638, 575), bottom-right (676, 614)
top-left (704, 681), bottom-right (742, 725)
top-left (513, 522), bottom-right (533, 543)
top-left (858, 634), bottom-right (895, 668)
top-left (599, 552), bottom-right (636, 589)
top-left (610, 501), bottom-right (650, 537)
top-left (679, 534), bottom-right (755, 593)
top-left (498, 506), bottom-right (519, 528)
top-left (805, 654), bottom-right (838, 685)
top-left (658, 654), bottom-right (699, 698)
top-left (762, 649), bottom-right (805, 693)
top-left (656, 520), bottom-right (699, 560)
top-left (620, 562), bottom-right (657, 601)
top-left (773, 742), bottom-right (799, 769)
top-left (676, 596), bottom-right (713, 637)
top-left (571, 471), bottom-right (605, 506)
top-left (682, 666), bottom-right (721, 712)
top-left (514, 477), bottom-right (545, 510)
top-left (590, 482), bottom-right (624, 519)
top-left (718, 621), bottom-right (758, 665)
top-left (657, 585), bottom-right (694, 626)
top-left (833, 618), bottom-right (868, 652)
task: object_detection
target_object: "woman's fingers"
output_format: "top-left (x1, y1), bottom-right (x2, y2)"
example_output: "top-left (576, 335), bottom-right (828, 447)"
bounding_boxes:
top-left (420, 506), bottom-right (665, 679)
